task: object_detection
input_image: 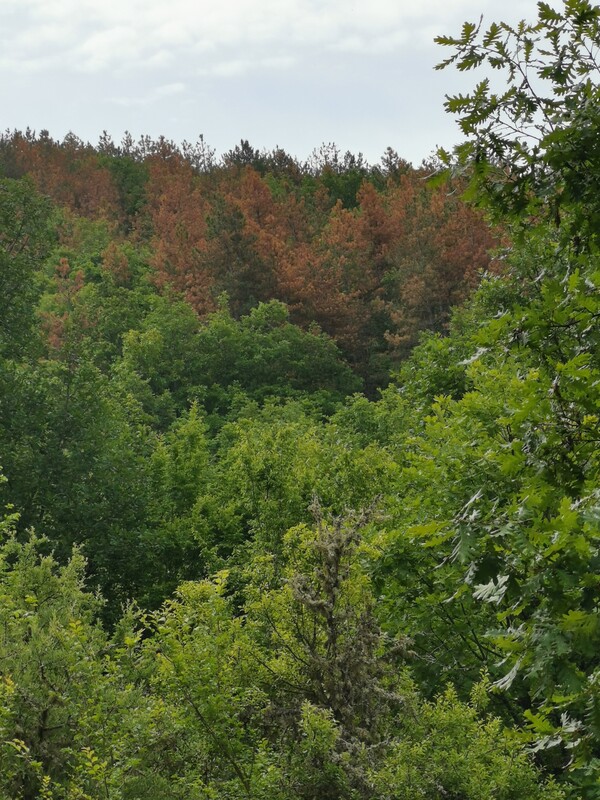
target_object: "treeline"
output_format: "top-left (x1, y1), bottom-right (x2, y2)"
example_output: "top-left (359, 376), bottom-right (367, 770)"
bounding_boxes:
top-left (2, 1), bottom-right (600, 797)
top-left (0, 128), bottom-right (496, 389)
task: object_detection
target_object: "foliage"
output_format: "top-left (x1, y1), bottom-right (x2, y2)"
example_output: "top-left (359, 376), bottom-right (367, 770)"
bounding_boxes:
top-left (372, 685), bottom-right (564, 800)
top-left (118, 297), bottom-right (361, 429)
top-left (0, 509), bottom-right (559, 799)
top-left (351, 4), bottom-right (600, 794)
top-left (0, 130), bottom-right (496, 381)
top-left (0, 178), bottom-right (53, 358)
top-left (436, 0), bottom-right (600, 245)
top-left (2, 51), bottom-right (593, 796)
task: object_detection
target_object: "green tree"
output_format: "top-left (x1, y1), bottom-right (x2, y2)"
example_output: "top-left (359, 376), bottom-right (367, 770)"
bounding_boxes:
top-left (146, 505), bottom-right (562, 800)
top-left (117, 298), bottom-right (360, 430)
top-left (0, 498), bottom-right (563, 800)
top-left (0, 178), bottom-right (53, 358)
top-left (436, 0), bottom-right (600, 246)
top-left (0, 521), bottom-right (107, 798)
top-left (0, 355), bottom-right (157, 617)
top-left (424, 7), bottom-right (600, 790)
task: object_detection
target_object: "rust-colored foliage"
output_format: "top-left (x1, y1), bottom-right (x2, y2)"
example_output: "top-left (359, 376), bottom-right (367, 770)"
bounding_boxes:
top-left (277, 242), bottom-right (363, 354)
top-left (143, 149), bottom-right (214, 315)
top-left (0, 130), bottom-right (500, 379)
top-left (40, 257), bottom-right (87, 360)
top-left (7, 132), bottom-right (120, 220)
top-left (382, 172), bottom-right (497, 356)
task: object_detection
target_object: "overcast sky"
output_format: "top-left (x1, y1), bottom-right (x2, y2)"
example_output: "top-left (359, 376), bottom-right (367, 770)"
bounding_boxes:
top-left (1, 0), bottom-right (540, 166)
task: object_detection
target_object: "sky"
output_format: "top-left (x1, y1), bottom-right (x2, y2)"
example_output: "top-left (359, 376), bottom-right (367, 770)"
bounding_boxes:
top-left (0, 0), bottom-right (540, 166)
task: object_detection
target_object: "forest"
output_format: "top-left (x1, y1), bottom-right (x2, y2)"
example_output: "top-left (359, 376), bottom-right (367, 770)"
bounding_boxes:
top-left (1, 1), bottom-right (600, 797)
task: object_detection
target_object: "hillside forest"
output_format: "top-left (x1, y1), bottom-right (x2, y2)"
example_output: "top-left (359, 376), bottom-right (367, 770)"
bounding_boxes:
top-left (1, 2), bottom-right (600, 797)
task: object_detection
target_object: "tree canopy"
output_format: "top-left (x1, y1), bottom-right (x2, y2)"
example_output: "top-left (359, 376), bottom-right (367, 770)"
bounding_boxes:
top-left (3, 2), bottom-right (600, 796)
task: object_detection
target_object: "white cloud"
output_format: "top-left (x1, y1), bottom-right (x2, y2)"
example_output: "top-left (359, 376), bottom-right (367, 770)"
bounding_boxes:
top-left (199, 54), bottom-right (296, 78)
top-left (0, 0), bottom-right (538, 77)
top-left (110, 81), bottom-right (187, 107)
top-left (154, 82), bottom-right (186, 97)
top-left (331, 30), bottom-right (409, 54)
